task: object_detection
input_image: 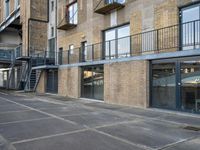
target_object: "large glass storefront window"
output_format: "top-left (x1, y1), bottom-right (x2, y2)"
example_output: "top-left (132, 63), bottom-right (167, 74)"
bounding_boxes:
top-left (104, 24), bottom-right (130, 59)
top-left (81, 65), bottom-right (104, 100)
top-left (152, 58), bottom-right (200, 113)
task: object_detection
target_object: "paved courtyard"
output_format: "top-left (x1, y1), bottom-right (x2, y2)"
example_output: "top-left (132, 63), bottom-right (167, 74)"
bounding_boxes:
top-left (0, 90), bottom-right (199, 150)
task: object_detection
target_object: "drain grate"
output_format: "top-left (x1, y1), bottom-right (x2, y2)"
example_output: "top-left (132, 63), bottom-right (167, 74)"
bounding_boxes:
top-left (183, 126), bottom-right (200, 131)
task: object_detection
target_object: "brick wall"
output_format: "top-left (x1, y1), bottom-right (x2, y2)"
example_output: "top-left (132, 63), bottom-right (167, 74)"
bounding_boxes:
top-left (104, 60), bottom-right (149, 108)
top-left (58, 67), bottom-right (80, 98)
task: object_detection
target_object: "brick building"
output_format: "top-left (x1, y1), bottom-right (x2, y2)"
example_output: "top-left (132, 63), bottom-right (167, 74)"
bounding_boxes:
top-left (0, 0), bottom-right (200, 113)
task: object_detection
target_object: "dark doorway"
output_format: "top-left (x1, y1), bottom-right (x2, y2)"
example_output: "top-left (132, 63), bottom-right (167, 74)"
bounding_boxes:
top-left (46, 69), bottom-right (58, 94)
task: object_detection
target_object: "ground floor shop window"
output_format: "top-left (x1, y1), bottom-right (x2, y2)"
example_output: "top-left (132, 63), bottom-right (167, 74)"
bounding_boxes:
top-left (81, 65), bottom-right (104, 100)
top-left (151, 57), bottom-right (200, 113)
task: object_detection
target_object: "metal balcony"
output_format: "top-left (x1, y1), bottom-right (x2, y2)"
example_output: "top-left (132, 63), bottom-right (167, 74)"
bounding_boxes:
top-left (94, 0), bottom-right (125, 15)
top-left (57, 2), bottom-right (78, 30)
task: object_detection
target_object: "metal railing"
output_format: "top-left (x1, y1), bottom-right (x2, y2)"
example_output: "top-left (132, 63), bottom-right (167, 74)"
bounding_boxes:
top-left (31, 51), bottom-right (57, 66)
top-left (94, 0), bottom-right (125, 11)
top-left (59, 19), bottom-right (200, 65)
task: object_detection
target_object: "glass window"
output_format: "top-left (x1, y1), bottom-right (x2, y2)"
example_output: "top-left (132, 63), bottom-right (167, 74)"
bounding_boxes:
top-left (105, 0), bottom-right (125, 4)
top-left (68, 2), bottom-right (78, 24)
top-left (104, 24), bottom-right (130, 59)
top-left (51, 1), bottom-right (54, 11)
top-left (181, 5), bottom-right (200, 50)
top-left (5, 0), bottom-right (10, 18)
top-left (69, 44), bottom-right (74, 54)
top-left (51, 27), bottom-right (54, 37)
top-left (81, 65), bottom-right (104, 100)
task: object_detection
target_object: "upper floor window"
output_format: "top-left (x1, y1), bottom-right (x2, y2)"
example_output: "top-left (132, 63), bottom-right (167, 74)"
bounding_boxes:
top-left (51, 1), bottom-right (54, 12)
top-left (104, 24), bottom-right (130, 59)
top-left (51, 27), bottom-right (54, 37)
top-left (67, 1), bottom-right (78, 24)
top-left (105, 0), bottom-right (125, 4)
top-left (15, 0), bottom-right (20, 9)
top-left (180, 3), bottom-right (200, 50)
top-left (5, 0), bottom-right (10, 18)
top-left (69, 44), bottom-right (74, 54)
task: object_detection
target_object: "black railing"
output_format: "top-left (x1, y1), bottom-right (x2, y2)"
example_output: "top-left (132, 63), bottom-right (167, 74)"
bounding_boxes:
top-left (60, 19), bottom-right (200, 65)
top-left (0, 49), bottom-right (13, 61)
top-left (31, 51), bottom-right (57, 66)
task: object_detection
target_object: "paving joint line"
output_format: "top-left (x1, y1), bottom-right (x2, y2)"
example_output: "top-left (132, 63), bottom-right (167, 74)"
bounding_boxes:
top-left (156, 136), bottom-right (199, 150)
top-left (0, 97), bottom-right (79, 126)
top-left (12, 128), bottom-right (89, 145)
top-left (0, 117), bottom-right (53, 125)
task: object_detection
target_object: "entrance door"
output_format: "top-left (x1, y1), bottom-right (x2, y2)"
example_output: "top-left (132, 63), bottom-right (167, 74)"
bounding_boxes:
top-left (151, 57), bottom-right (200, 113)
top-left (46, 70), bottom-right (58, 93)
top-left (81, 65), bottom-right (104, 100)
top-left (180, 61), bottom-right (200, 112)
top-left (152, 62), bottom-right (177, 109)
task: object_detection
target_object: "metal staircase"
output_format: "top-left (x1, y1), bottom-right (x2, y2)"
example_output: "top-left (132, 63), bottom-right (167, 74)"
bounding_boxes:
top-left (6, 57), bottom-right (16, 89)
top-left (23, 57), bottom-right (42, 92)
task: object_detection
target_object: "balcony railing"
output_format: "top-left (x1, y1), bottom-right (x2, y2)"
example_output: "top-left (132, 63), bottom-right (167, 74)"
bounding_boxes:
top-left (31, 51), bottom-right (57, 67)
top-left (59, 19), bottom-right (200, 65)
top-left (57, 1), bottom-right (78, 30)
top-left (94, 0), bottom-right (125, 15)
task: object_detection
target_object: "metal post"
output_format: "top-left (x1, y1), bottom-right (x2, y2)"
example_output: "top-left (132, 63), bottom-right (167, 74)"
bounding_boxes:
top-left (92, 45), bottom-right (94, 61)
top-left (194, 21), bottom-right (196, 49)
top-left (109, 41), bottom-right (111, 59)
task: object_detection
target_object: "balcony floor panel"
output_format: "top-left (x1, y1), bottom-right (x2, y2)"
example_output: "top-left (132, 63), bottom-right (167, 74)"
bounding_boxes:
top-left (95, 2), bottom-right (125, 15)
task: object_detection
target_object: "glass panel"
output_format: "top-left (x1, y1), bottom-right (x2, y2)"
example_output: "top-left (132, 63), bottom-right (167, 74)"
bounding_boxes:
top-left (69, 3), bottom-right (78, 24)
top-left (105, 0), bottom-right (125, 4)
top-left (105, 30), bottom-right (116, 59)
top-left (182, 6), bottom-right (200, 50)
top-left (181, 61), bottom-right (200, 112)
top-left (152, 63), bottom-right (176, 109)
top-left (118, 25), bottom-right (130, 57)
top-left (82, 66), bottom-right (104, 100)
top-left (82, 68), bottom-right (93, 99)
top-left (93, 66), bottom-right (104, 100)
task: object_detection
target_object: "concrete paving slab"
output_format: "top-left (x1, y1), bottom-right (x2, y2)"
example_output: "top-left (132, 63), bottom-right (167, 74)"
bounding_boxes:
top-left (83, 102), bottom-right (124, 111)
top-left (63, 111), bottom-right (135, 128)
top-left (160, 114), bottom-right (200, 127)
top-left (0, 110), bottom-right (49, 124)
top-left (0, 100), bottom-right (13, 106)
top-left (0, 104), bottom-right (28, 113)
top-left (0, 118), bottom-right (84, 143)
top-left (40, 106), bottom-right (96, 116)
top-left (98, 119), bottom-right (199, 149)
top-left (14, 130), bottom-right (144, 150)
top-left (163, 138), bottom-right (200, 150)
top-left (118, 107), bottom-right (167, 118)
top-left (14, 101), bottom-right (65, 109)
top-left (0, 135), bottom-right (15, 150)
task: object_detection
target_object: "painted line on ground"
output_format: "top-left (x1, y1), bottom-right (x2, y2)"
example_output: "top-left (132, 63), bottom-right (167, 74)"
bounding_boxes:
top-left (0, 117), bottom-right (52, 125)
top-left (12, 128), bottom-right (89, 145)
top-left (0, 96), bottom-right (79, 126)
top-left (157, 136), bottom-right (198, 150)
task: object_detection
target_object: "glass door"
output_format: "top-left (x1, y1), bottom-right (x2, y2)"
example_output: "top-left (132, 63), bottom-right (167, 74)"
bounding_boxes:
top-left (81, 65), bottom-right (104, 100)
top-left (152, 62), bottom-right (177, 109)
top-left (181, 61), bottom-right (200, 112)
